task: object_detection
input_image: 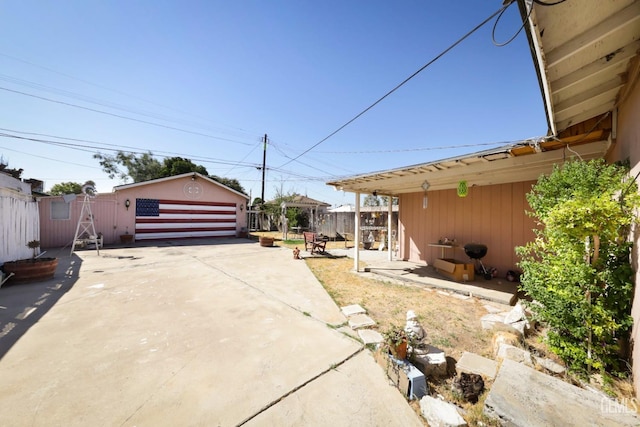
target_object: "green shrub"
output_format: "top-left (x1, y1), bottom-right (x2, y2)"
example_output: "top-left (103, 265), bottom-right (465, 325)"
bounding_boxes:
top-left (517, 159), bottom-right (639, 375)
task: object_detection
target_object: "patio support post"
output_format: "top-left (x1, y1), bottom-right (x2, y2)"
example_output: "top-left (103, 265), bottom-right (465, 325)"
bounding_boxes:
top-left (354, 192), bottom-right (360, 272)
top-left (387, 196), bottom-right (393, 261)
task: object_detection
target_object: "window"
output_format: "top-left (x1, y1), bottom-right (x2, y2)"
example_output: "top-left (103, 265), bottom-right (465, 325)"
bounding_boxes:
top-left (51, 201), bottom-right (70, 220)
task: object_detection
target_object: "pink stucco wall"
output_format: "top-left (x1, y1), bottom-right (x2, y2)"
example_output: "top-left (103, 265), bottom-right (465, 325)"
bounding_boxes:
top-left (38, 175), bottom-right (248, 248)
top-left (398, 181), bottom-right (537, 276)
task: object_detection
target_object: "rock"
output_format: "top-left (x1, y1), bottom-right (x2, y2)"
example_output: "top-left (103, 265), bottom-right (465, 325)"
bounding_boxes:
top-left (480, 313), bottom-right (506, 330)
top-left (452, 372), bottom-right (484, 403)
top-left (341, 304), bottom-right (366, 317)
top-left (357, 329), bottom-right (383, 345)
top-left (491, 331), bottom-right (520, 356)
top-left (496, 344), bottom-right (533, 366)
top-left (503, 303), bottom-right (526, 324)
top-left (347, 313), bottom-right (376, 329)
top-left (413, 344), bottom-right (448, 377)
top-left (484, 359), bottom-right (640, 427)
top-left (532, 355), bottom-right (566, 375)
top-left (420, 395), bottom-right (467, 427)
top-left (456, 352), bottom-right (498, 379)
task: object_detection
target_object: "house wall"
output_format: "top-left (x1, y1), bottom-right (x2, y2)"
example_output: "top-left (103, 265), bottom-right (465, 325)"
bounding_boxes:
top-left (398, 181), bottom-right (537, 276)
top-left (38, 175), bottom-right (248, 248)
top-left (610, 63), bottom-right (640, 396)
top-left (38, 194), bottom-right (118, 248)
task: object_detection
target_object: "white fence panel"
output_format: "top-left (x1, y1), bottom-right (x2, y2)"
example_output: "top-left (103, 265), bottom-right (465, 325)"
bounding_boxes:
top-left (1, 188), bottom-right (40, 263)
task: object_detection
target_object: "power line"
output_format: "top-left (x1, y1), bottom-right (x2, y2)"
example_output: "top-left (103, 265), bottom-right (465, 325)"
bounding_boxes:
top-left (0, 86), bottom-right (253, 146)
top-left (0, 51), bottom-right (259, 138)
top-left (276, 2), bottom-right (514, 169)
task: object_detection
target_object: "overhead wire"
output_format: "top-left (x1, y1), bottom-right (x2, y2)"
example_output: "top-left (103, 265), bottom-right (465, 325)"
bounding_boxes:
top-left (0, 51), bottom-right (259, 138)
top-left (276, 1), bottom-right (515, 169)
top-left (0, 86), bottom-right (253, 146)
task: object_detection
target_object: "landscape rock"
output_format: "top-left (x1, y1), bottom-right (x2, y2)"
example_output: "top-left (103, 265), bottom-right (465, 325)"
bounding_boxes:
top-left (347, 313), bottom-right (376, 329)
top-left (480, 313), bottom-right (506, 330)
top-left (420, 395), bottom-right (467, 427)
top-left (413, 344), bottom-right (447, 377)
top-left (484, 359), bottom-right (640, 427)
top-left (341, 304), bottom-right (366, 317)
top-left (496, 344), bottom-right (533, 366)
top-left (491, 331), bottom-right (520, 356)
top-left (532, 355), bottom-right (566, 375)
top-left (456, 352), bottom-right (498, 379)
top-left (357, 329), bottom-right (383, 345)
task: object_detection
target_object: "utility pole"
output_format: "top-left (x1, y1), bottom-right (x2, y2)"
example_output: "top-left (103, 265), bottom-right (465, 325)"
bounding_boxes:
top-left (261, 133), bottom-right (267, 203)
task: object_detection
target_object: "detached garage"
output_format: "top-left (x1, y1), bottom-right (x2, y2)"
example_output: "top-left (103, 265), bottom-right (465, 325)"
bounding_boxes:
top-left (38, 172), bottom-right (249, 247)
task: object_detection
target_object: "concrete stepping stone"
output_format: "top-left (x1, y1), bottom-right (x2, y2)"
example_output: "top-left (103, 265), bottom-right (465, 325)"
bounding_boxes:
top-left (348, 313), bottom-right (376, 329)
top-left (456, 351), bottom-right (498, 379)
top-left (485, 359), bottom-right (640, 426)
top-left (357, 329), bottom-right (383, 345)
top-left (340, 304), bottom-right (366, 317)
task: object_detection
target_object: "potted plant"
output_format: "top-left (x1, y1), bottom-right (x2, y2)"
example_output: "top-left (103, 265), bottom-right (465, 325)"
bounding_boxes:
top-left (1, 240), bottom-right (58, 283)
top-left (383, 324), bottom-right (409, 360)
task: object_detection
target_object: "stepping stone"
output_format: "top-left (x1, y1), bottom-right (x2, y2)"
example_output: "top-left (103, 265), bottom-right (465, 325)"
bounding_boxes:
top-left (456, 351), bottom-right (498, 379)
top-left (357, 329), bottom-right (383, 345)
top-left (485, 359), bottom-right (640, 426)
top-left (341, 304), bottom-right (366, 317)
top-left (348, 313), bottom-right (376, 330)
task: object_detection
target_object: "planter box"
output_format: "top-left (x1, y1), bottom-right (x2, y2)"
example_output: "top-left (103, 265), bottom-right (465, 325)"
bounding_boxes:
top-left (2, 258), bottom-right (58, 283)
top-left (433, 258), bottom-right (475, 282)
top-left (259, 236), bottom-right (274, 247)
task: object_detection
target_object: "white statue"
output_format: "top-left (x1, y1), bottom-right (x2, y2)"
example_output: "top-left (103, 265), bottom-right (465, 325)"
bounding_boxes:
top-left (405, 310), bottom-right (428, 355)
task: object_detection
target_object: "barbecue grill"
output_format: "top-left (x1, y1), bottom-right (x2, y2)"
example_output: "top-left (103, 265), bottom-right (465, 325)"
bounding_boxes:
top-left (464, 243), bottom-right (492, 280)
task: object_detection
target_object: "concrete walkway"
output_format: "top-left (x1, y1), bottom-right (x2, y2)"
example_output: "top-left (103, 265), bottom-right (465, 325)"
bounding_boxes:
top-left (329, 248), bottom-right (518, 306)
top-left (0, 240), bottom-right (422, 427)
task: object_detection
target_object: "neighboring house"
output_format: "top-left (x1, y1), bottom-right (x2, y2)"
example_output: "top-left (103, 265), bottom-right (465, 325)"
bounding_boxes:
top-left (38, 172), bottom-right (249, 247)
top-left (0, 173), bottom-right (40, 263)
top-left (327, 0), bottom-right (640, 393)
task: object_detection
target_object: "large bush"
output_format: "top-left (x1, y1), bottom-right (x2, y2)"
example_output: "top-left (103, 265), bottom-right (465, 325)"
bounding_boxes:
top-left (517, 159), bottom-right (639, 374)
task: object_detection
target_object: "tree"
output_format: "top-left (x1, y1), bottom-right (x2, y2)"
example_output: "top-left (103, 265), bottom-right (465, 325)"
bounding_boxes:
top-left (49, 180), bottom-right (97, 195)
top-left (160, 157), bottom-right (208, 177)
top-left (363, 195), bottom-right (381, 207)
top-left (94, 151), bottom-right (162, 183)
top-left (49, 182), bottom-right (82, 195)
top-left (210, 175), bottom-right (246, 195)
top-left (516, 159), bottom-right (640, 375)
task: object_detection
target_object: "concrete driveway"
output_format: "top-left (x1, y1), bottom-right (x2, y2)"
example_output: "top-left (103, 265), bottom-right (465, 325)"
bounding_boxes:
top-left (0, 239), bottom-right (422, 426)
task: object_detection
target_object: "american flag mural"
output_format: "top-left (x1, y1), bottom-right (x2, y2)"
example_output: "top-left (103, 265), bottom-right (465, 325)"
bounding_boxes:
top-left (135, 198), bottom-right (237, 240)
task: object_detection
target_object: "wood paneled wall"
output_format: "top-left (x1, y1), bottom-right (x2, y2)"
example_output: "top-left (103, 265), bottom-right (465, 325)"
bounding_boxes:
top-left (398, 181), bottom-right (537, 275)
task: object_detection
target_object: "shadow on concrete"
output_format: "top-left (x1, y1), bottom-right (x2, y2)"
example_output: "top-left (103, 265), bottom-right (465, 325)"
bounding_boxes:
top-left (0, 248), bottom-right (82, 360)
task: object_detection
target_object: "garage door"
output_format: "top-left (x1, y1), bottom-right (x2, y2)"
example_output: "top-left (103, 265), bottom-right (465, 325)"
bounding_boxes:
top-left (135, 198), bottom-right (237, 240)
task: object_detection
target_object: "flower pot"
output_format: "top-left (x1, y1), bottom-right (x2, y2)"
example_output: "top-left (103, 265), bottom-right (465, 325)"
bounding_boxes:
top-left (259, 236), bottom-right (274, 247)
top-left (120, 234), bottom-right (134, 244)
top-left (391, 340), bottom-right (408, 360)
top-left (2, 257), bottom-right (58, 283)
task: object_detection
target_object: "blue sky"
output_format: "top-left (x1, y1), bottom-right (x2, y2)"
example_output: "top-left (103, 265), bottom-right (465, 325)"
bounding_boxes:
top-left (0, 1), bottom-right (548, 206)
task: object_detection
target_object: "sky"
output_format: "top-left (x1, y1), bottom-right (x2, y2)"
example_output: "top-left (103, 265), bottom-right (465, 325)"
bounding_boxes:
top-left (0, 0), bottom-right (548, 207)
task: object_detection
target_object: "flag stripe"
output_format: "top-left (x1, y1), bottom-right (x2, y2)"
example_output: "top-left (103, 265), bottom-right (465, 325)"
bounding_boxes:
top-left (135, 198), bottom-right (237, 240)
